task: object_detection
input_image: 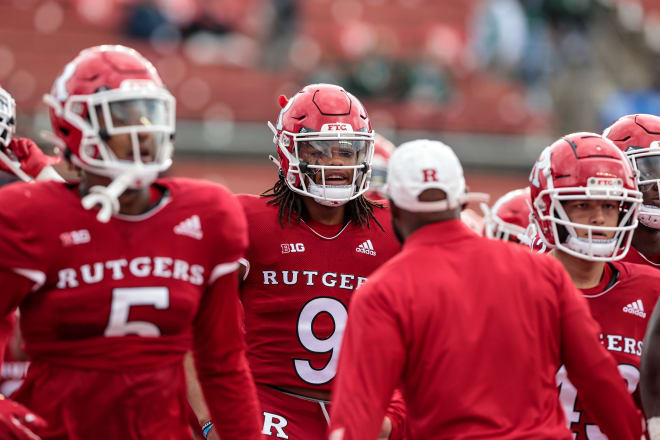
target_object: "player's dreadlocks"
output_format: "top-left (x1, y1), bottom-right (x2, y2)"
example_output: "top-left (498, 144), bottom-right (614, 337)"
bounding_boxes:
top-left (261, 170), bottom-right (385, 231)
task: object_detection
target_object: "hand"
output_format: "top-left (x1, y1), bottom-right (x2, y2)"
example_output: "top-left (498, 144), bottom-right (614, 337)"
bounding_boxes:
top-left (0, 138), bottom-right (61, 180)
top-left (0, 395), bottom-right (46, 439)
top-left (378, 416), bottom-right (392, 439)
top-left (206, 427), bottom-right (220, 440)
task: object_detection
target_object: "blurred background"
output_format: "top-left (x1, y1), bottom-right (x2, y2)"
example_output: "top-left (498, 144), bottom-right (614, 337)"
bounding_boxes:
top-left (1, 0), bottom-right (659, 200)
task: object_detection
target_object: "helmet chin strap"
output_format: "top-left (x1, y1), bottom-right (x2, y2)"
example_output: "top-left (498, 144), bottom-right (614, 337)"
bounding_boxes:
top-left (81, 171), bottom-right (137, 223)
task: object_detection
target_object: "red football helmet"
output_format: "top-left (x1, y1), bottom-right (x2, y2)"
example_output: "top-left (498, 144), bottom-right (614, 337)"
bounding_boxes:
top-left (484, 187), bottom-right (532, 243)
top-left (267, 83), bottom-right (375, 206)
top-left (43, 45), bottom-right (175, 186)
top-left (604, 114), bottom-right (660, 229)
top-left (528, 132), bottom-right (642, 261)
top-left (364, 133), bottom-right (395, 201)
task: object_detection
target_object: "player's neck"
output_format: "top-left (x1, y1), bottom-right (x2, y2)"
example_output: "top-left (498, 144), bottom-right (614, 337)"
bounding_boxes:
top-left (116, 188), bottom-right (154, 216)
top-left (631, 225), bottom-right (660, 256)
top-left (302, 197), bottom-right (347, 225)
top-left (551, 249), bottom-right (605, 289)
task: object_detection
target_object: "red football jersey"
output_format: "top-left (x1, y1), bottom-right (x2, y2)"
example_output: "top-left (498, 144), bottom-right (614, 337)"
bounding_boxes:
top-left (0, 178), bottom-right (260, 440)
top-left (237, 194), bottom-right (400, 391)
top-left (622, 246), bottom-right (660, 268)
top-left (330, 220), bottom-right (642, 440)
top-left (557, 260), bottom-right (660, 439)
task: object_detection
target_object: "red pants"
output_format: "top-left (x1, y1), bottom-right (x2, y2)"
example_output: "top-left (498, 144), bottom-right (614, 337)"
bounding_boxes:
top-left (257, 384), bottom-right (331, 439)
top-left (13, 361), bottom-right (194, 440)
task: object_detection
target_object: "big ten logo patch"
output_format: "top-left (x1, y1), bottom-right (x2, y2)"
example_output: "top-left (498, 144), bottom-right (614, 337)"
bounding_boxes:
top-left (262, 412), bottom-right (289, 439)
top-left (60, 229), bottom-right (91, 247)
top-left (281, 243), bottom-right (305, 254)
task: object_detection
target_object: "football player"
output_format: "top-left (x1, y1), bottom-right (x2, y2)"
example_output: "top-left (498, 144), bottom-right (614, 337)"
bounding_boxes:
top-left (186, 84), bottom-right (406, 439)
top-left (329, 139), bottom-right (642, 440)
top-left (604, 114), bottom-right (660, 267)
top-left (483, 187), bottom-right (532, 243)
top-left (529, 132), bottom-right (659, 438)
top-left (0, 45), bottom-right (261, 439)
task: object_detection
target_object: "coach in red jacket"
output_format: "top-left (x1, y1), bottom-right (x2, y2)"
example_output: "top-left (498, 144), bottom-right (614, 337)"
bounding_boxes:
top-left (328, 139), bottom-right (642, 440)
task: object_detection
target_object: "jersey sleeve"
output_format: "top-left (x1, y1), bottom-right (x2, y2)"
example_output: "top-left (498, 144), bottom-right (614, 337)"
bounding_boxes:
top-left (329, 280), bottom-right (406, 440)
top-left (0, 269), bottom-right (31, 368)
top-left (0, 185), bottom-right (48, 283)
top-left (192, 266), bottom-right (261, 440)
top-left (205, 189), bottom-right (249, 285)
top-left (556, 264), bottom-right (643, 440)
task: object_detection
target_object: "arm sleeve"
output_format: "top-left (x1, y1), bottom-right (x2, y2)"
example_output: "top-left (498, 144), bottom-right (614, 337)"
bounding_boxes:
top-left (0, 269), bottom-right (32, 368)
top-left (557, 266), bottom-right (643, 440)
top-left (192, 189), bottom-right (260, 439)
top-left (329, 284), bottom-right (406, 440)
top-left (192, 270), bottom-right (261, 440)
top-left (642, 298), bottom-right (660, 418)
top-left (0, 186), bottom-right (47, 277)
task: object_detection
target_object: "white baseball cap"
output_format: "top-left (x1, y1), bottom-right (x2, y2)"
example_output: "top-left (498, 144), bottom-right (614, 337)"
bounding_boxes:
top-left (386, 139), bottom-right (487, 212)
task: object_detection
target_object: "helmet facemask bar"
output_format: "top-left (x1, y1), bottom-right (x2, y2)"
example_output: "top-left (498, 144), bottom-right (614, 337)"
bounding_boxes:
top-left (489, 216), bottom-right (527, 242)
top-left (535, 185), bottom-right (642, 261)
top-left (279, 129), bottom-right (374, 206)
top-left (59, 82), bottom-right (175, 186)
top-left (629, 151), bottom-right (660, 228)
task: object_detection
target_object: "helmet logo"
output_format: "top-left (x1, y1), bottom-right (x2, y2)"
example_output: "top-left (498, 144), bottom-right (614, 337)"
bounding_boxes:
top-left (321, 123), bottom-right (353, 132)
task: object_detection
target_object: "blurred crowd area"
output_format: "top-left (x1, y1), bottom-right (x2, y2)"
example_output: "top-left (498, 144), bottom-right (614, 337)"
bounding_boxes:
top-left (2, 0), bottom-right (660, 151)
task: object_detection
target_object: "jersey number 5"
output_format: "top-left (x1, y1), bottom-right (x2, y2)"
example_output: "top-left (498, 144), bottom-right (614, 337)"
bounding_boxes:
top-left (293, 297), bottom-right (348, 385)
top-left (104, 287), bottom-right (170, 337)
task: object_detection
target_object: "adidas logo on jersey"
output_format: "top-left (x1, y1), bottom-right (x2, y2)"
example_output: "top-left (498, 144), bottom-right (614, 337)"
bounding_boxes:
top-left (356, 239), bottom-right (376, 256)
top-left (623, 299), bottom-right (646, 318)
top-left (174, 215), bottom-right (203, 240)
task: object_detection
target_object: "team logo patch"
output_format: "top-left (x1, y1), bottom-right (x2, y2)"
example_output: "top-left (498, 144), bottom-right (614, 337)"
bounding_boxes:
top-left (356, 239), bottom-right (376, 256)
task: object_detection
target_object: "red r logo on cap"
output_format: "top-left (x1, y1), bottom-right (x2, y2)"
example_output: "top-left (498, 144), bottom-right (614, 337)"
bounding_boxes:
top-left (422, 169), bottom-right (438, 182)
